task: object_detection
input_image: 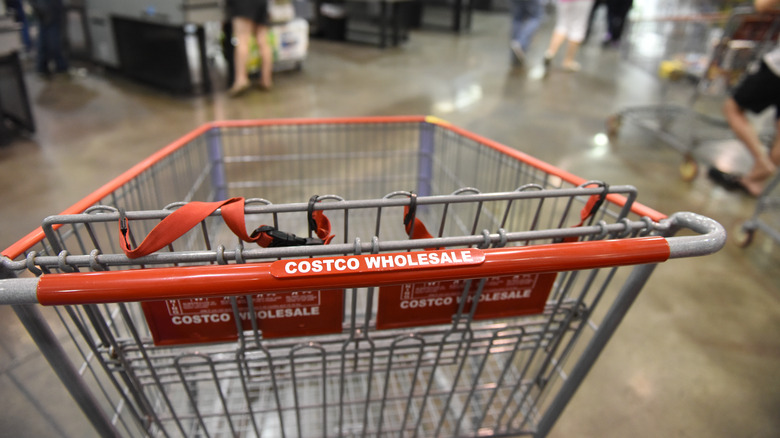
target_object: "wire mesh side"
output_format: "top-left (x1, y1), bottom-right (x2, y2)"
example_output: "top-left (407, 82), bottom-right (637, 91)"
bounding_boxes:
top-left (20, 195), bottom-right (657, 437)
top-left (65, 257), bottom-right (630, 437)
top-left (68, 301), bottom-right (588, 437)
top-left (217, 122), bottom-right (424, 202)
top-left (7, 120), bottom-right (638, 271)
top-left (623, 15), bottom-right (722, 78)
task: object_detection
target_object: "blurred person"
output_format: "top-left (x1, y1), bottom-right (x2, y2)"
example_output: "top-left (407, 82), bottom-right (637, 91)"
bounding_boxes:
top-left (6, 0), bottom-right (32, 53)
top-left (543, 0), bottom-right (595, 73)
top-left (509, 0), bottom-right (543, 67)
top-left (719, 0), bottom-right (780, 196)
top-left (603, 0), bottom-right (633, 47)
top-left (29, 0), bottom-right (68, 76)
top-left (584, 0), bottom-right (632, 46)
top-left (583, 0), bottom-right (605, 43)
top-left (226, 0), bottom-right (273, 96)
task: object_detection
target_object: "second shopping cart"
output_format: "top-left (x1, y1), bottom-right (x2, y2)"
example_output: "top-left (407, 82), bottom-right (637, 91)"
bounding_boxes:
top-left (609, 7), bottom-right (780, 181)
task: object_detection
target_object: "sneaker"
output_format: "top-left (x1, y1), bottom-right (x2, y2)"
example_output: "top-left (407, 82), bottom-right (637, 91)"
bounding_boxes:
top-left (542, 53), bottom-right (553, 76)
top-left (510, 41), bottom-right (525, 66)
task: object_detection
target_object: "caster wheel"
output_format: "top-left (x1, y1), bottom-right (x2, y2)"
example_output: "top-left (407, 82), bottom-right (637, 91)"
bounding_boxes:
top-left (733, 223), bottom-right (755, 248)
top-left (679, 155), bottom-right (699, 182)
top-left (606, 115), bottom-right (622, 138)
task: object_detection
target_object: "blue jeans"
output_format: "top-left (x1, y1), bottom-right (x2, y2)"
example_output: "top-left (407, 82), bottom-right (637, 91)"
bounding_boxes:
top-left (36, 18), bottom-right (68, 74)
top-left (510, 0), bottom-right (542, 51)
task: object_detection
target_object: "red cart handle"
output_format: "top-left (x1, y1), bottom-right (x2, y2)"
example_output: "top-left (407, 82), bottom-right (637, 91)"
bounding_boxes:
top-left (120, 197), bottom-right (334, 259)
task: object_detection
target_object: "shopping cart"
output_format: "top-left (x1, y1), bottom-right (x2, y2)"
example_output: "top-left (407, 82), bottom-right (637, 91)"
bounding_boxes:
top-left (735, 170), bottom-right (780, 247)
top-left (608, 7), bottom-right (780, 181)
top-left (0, 116), bottom-right (724, 438)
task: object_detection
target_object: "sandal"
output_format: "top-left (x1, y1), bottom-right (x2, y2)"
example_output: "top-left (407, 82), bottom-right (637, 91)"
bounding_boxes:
top-left (562, 61), bottom-right (581, 72)
top-left (707, 167), bottom-right (754, 196)
top-left (228, 82), bottom-right (251, 97)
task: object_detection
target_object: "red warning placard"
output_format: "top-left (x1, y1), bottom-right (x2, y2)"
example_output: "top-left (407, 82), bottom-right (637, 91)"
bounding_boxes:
top-left (142, 290), bottom-right (343, 346)
top-left (375, 273), bottom-right (556, 330)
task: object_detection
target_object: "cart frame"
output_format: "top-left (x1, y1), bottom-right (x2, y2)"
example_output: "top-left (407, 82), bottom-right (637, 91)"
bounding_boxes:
top-left (0, 116), bottom-right (724, 438)
top-left (737, 169), bottom-right (780, 246)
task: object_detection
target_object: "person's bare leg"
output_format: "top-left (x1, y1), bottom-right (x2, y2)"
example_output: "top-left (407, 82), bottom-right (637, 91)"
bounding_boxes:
top-left (545, 30), bottom-right (567, 59)
top-left (770, 117), bottom-right (780, 166)
top-left (723, 97), bottom-right (775, 195)
top-left (230, 17), bottom-right (253, 93)
top-left (256, 25), bottom-right (273, 89)
top-left (562, 39), bottom-right (582, 71)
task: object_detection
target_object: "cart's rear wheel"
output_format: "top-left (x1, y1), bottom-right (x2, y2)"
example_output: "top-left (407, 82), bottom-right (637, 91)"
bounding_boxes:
top-left (679, 155), bottom-right (699, 181)
top-left (733, 222), bottom-right (755, 248)
top-left (606, 114), bottom-right (622, 139)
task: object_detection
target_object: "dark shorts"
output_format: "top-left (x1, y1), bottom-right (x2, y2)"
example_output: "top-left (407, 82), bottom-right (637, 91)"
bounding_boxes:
top-left (732, 60), bottom-right (780, 118)
top-left (229, 0), bottom-right (269, 25)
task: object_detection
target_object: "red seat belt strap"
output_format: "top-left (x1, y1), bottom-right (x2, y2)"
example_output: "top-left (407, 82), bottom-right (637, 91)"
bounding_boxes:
top-left (120, 197), bottom-right (333, 259)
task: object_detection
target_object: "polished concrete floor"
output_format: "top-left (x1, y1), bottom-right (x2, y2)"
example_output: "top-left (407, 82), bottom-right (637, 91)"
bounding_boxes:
top-left (1, 6), bottom-right (779, 438)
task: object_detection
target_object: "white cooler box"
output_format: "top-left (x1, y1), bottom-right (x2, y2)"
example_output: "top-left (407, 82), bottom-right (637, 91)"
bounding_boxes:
top-left (271, 18), bottom-right (309, 71)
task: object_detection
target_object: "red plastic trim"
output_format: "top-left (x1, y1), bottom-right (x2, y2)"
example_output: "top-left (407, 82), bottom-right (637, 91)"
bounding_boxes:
top-left (36, 237), bottom-right (670, 305)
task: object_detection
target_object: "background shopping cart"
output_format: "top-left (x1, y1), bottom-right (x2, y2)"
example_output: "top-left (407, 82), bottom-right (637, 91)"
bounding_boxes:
top-left (608, 7), bottom-right (780, 181)
top-left (1, 117), bottom-right (723, 437)
top-left (735, 169), bottom-right (780, 246)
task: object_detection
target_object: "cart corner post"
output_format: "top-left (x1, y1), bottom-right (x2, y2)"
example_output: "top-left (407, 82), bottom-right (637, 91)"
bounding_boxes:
top-left (2, 263), bottom-right (118, 436)
top-left (11, 302), bottom-right (121, 438)
top-left (532, 263), bottom-right (659, 438)
top-left (534, 211), bottom-right (724, 437)
top-left (207, 126), bottom-right (229, 201)
top-left (417, 119), bottom-right (436, 198)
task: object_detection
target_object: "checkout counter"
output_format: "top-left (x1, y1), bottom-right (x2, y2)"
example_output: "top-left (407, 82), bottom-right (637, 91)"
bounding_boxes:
top-left (84, 0), bottom-right (220, 94)
top-left (311, 0), bottom-right (473, 48)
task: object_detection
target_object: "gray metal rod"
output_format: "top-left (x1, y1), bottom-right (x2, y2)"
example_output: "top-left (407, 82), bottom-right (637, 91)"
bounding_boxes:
top-left (0, 278), bottom-right (39, 304)
top-left (665, 212), bottom-right (726, 259)
top-left (533, 263), bottom-right (658, 437)
top-left (11, 303), bottom-right (120, 438)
